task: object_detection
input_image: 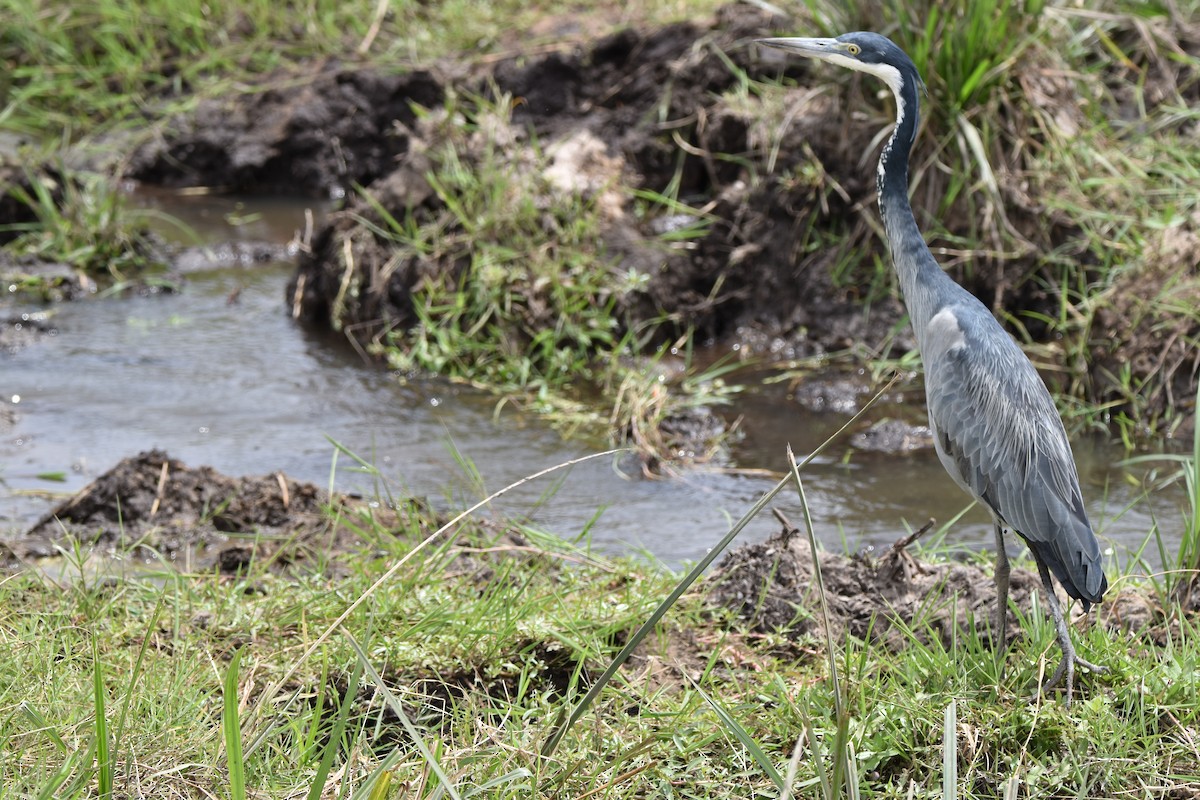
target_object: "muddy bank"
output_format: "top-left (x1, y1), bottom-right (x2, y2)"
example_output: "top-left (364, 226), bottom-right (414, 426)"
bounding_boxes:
top-left (280, 6), bottom-right (910, 358)
top-left (122, 6), bottom-right (909, 361)
top-left (707, 520), bottom-right (1041, 650)
top-left (3, 450), bottom-right (553, 580)
top-left (126, 65), bottom-right (444, 198)
top-left (706, 515), bottom-right (1172, 651)
top-left (9, 450), bottom-right (337, 572)
top-left (9, 449), bottom-right (1182, 647)
top-left (220, 10), bottom-right (1195, 428)
top-left (9, 5), bottom-right (1193, 436)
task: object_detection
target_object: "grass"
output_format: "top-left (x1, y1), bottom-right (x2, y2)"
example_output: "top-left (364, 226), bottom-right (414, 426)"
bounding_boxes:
top-left (0, 0), bottom-right (724, 142)
top-left (1, 166), bottom-right (168, 283)
top-left (766, 0), bottom-right (1200, 437)
top-left (3, 0), bottom-right (1199, 795)
top-left (2, 440), bottom-right (1199, 798)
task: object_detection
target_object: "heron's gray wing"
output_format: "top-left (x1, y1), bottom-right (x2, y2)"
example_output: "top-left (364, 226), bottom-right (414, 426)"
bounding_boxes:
top-left (922, 304), bottom-right (1107, 606)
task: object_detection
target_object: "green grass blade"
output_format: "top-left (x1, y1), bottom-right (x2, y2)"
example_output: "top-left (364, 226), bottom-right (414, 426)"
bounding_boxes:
top-left (943, 699), bottom-right (957, 800)
top-left (113, 587), bottom-right (166, 768)
top-left (802, 712), bottom-right (833, 800)
top-left (365, 770), bottom-right (393, 800)
top-left (19, 702), bottom-right (68, 753)
top-left (463, 769), bottom-right (533, 797)
top-left (92, 636), bottom-right (111, 798)
top-left (223, 647), bottom-right (247, 800)
top-left (786, 448), bottom-right (841, 719)
top-left (348, 748), bottom-right (405, 800)
top-left (343, 633), bottom-right (463, 800)
top-left (688, 678), bottom-right (786, 791)
top-left (36, 748), bottom-right (84, 800)
top-left (305, 663), bottom-right (363, 800)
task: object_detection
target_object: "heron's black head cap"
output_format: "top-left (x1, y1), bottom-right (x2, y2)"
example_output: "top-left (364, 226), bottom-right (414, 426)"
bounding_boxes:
top-left (757, 31), bottom-right (925, 94)
top-left (834, 32), bottom-right (914, 69)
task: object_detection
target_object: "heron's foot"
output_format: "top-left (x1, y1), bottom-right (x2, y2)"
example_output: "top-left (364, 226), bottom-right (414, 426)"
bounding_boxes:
top-left (1035, 652), bottom-right (1107, 708)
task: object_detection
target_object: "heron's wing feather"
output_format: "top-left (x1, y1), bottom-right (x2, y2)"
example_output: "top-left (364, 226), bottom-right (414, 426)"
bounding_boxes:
top-left (923, 305), bottom-right (1107, 604)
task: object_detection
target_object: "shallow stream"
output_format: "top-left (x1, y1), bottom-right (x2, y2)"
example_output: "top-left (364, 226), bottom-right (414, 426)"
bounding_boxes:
top-left (1, 191), bottom-right (1187, 571)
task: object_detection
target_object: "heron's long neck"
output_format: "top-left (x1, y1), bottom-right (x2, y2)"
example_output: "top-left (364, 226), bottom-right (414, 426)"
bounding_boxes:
top-left (875, 74), bottom-right (953, 333)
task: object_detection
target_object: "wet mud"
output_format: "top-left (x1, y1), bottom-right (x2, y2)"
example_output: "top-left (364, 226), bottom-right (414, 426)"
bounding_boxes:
top-left (3, 448), bottom-right (1186, 661)
top-left (3, 450), bottom-right (557, 580)
top-left (704, 514), bottom-right (1177, 651)
top-left (126, 65), bottom-right (444, 198)
top-left (8, 450), bottom-right (360, 573)
top-left (706, 520), bottom-right (1041, 649)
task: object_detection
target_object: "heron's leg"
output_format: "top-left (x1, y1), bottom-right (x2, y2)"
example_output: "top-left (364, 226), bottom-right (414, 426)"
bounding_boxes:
top-left (1034, 561), bottom-right (1106, 708)
top-left (993, 523), bottom-right (1010, 654)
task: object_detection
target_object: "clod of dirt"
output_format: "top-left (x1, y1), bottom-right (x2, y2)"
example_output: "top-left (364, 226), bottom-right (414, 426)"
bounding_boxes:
top-left (8, 450), bottom-right (551, 578)
top-left (16, 450), bottom-right (342, 573)
top-left (706, 522), bottom-right (1043, 650)
top-left (127, 63), bottom-right (444, 198)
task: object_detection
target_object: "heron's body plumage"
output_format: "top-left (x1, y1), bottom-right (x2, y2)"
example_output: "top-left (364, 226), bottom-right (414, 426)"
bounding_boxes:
top-left (758, 30), bottom-right (1107, 704)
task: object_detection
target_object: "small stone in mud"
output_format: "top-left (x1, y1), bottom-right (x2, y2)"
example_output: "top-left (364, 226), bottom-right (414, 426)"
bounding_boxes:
top-left (850, 418), bottom-right (932, 454)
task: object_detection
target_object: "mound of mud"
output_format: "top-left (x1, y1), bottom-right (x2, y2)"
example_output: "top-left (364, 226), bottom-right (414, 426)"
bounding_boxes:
top-left (284, 5), bottom-right (903, 360)
top-left (127, 64), bottom-right (443, 197)
top-left (706, 522), bottom-right (1044, 650)
top-left (17, 450), bottom-right (341, 572)
top-left (9, 450), bottom-right (546, 580)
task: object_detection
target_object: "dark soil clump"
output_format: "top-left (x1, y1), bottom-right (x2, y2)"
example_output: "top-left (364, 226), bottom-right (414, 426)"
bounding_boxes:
top-left (281, 5), bottom-right (904, 363)
top-left (7, 450), bottom-right (549, 579)
top-left (706, 520), bottom-right (1042, 650)
top-left (128, 62), bottom-right (444, 198)
top-left (15, 450), bottom-right (349, 573)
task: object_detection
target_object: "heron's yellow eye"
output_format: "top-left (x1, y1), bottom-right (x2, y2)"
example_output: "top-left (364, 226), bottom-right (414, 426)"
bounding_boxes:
top-left (846, 43), bottom-right (861, 55)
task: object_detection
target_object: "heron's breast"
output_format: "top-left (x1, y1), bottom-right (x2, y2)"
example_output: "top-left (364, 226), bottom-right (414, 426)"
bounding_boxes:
top-left (921, 307), bottom-right (967, 359)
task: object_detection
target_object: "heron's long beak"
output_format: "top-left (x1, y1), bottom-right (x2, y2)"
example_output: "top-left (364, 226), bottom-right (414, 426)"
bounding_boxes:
top-left (756, 37), bottom-right (844, 61)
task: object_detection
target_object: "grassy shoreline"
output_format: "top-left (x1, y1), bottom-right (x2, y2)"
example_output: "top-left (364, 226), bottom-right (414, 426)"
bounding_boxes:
top-left (2, 471), bottom-right (1198, 797)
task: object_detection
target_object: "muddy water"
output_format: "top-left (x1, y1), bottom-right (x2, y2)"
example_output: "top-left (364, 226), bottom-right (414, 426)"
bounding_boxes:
top-left (1, 192), bottom-right (1187, 570)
